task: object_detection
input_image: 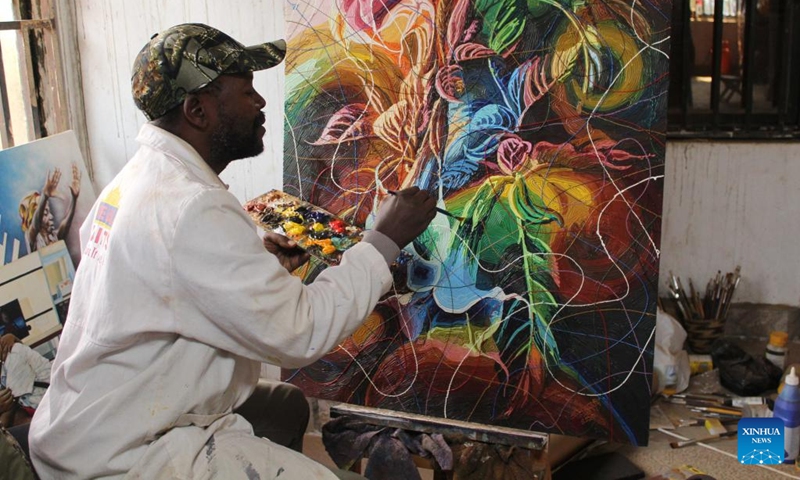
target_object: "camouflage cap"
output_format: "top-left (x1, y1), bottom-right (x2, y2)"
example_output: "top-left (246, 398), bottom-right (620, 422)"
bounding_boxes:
top-left (131, 23), bottom-right (286, 120)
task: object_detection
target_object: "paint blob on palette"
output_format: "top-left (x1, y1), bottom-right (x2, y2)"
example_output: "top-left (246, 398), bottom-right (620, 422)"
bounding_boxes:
top-left (244, 190), bottom-right (362, 265)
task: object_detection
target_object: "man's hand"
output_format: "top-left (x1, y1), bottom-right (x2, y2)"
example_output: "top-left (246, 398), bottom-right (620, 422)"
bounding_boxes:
top-left (0, 334), bottom-right (16, 362)
top-left (373, 187), bottom-right (436, 249)
top-left (0, 388), bottom-right (14, 414)
top-left (70, 163), bottom-right (82, 198)
top-left (262, 231), bottom-right (310, 272)
top-left (43, 168), bottom-right (61, 197)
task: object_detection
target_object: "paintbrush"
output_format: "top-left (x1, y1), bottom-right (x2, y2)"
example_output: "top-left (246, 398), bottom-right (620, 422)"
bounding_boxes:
top-left (678, 417), bottom-right (740, 427)
top-left (386, 190), bottom-right (465, 221)
top-left (670, 430), bottom-right (737, 448)
top-left (688, 406), bottom-right (742, 416)
top-left (666, 397), bottom-right (726, 408)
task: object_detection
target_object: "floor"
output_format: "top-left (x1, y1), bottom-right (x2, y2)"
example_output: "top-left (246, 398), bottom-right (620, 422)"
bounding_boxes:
top-left (569, 336), bottom-right (800, 480)
top-left (602, 410), bottom-right (800, 480)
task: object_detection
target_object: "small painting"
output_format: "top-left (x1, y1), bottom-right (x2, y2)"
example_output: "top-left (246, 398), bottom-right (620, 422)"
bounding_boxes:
top-left (0, 251), bottom-right (61, 344)
top-left (0, 131), bottom-right (96, 267)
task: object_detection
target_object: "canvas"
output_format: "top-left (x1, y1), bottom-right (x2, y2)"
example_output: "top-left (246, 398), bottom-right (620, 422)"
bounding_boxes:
top-left (0, 131), bottom-right (96, 268)
top-left (0, 246), bottom-right (63, 346)
top-left (282, 0), bottom-right (669, 445)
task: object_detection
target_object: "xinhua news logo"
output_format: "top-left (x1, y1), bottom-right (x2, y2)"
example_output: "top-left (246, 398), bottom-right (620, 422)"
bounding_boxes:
top-left (738, 418), bottom-right (784, 465)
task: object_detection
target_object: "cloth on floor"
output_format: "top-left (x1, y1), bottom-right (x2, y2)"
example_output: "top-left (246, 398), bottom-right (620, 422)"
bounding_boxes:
top-left (451, 442), bottom-right (547, 480)
top-left (322, 415), bottom-right (453, 480)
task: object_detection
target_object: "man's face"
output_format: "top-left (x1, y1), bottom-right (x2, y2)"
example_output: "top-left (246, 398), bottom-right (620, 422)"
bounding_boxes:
top-left (208, 73), bottom-right (267, 164)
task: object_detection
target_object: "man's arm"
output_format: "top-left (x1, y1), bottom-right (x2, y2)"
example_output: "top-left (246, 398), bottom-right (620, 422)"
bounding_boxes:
top-left (28, 169), bottom-right (62, 251)
top-left (170, 188), bottom-right (434, 368)
top-left (0, 334), bottom-right (19, 362)
top-left (0, 388), bottom-right (16, 428)
top-left (56, 163), bottom-right (82, 240)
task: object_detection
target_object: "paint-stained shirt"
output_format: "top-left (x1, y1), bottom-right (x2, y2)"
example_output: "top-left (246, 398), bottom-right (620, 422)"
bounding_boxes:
top-left (28, 123), bottom-right (395, 479)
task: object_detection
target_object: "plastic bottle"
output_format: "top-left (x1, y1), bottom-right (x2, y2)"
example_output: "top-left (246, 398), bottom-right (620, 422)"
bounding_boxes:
top-left (773, 367), bottom-right (800, 463)
top-left (766, 331), bottom-right (789, 370)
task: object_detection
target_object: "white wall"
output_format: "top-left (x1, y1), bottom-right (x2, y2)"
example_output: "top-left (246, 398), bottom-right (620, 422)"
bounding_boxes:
top-left (660, 141), bottom-right (800, 305)
top-left (73, 1), bottom-right (800, 306)
top-left (73, 0), bottom-right (286, 201)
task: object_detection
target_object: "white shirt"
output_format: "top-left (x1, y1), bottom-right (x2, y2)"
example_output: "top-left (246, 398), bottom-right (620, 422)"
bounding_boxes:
top-left (1, 342), bottom-right (51, 409)
top-left (29, 124), bottom-right (395, 479)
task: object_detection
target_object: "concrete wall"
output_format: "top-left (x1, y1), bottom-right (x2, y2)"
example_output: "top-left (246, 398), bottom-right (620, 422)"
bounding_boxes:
top-left (72, 1), bottom-right (800, 306)
top-left (660, 141), bottom-right (800, 305)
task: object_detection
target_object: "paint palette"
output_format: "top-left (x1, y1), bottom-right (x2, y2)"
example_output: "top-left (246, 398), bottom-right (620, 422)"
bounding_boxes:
top-left (244, 190), bottom-right (362, 266)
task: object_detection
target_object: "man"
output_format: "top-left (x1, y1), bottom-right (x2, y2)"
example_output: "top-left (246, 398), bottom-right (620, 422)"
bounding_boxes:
top-left (29, 23), bottom-right (436, 479)
top-left (0, 335), bottom-right (52, 428)
top-left (19, 163), bottom-right (81, 254)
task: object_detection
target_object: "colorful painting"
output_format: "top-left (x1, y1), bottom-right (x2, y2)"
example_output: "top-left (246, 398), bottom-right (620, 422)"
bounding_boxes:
top-left (282, 0), bottom-right (669, 444)
top-left (0, 131), bottom-right (96, 268)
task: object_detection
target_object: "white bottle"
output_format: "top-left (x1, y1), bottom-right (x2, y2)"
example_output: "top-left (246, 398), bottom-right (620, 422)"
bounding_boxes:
top-left (774, 367), bottom-right (800, 462)
top-left (766, 331), bottom-right (788, 370)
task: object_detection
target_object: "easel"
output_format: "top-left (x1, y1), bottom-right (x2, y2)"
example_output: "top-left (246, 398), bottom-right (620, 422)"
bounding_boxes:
top-left (328, 404), bottom-right (551, 480)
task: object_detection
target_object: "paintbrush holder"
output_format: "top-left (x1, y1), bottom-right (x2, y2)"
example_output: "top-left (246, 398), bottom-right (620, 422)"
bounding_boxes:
top-left (683, 316), bottom-right (727, 354)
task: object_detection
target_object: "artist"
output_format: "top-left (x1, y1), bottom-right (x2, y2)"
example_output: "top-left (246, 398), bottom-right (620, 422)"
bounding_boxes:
top-left (28, 23), bottom-right (436, 479)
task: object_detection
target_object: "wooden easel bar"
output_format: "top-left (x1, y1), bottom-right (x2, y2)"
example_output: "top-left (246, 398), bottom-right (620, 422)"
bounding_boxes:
top-left (330, 404), bottom-right (548, 450)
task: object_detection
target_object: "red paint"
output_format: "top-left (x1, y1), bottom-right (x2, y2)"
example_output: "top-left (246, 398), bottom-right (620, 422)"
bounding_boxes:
top-left (329, 219), bottom-right (346, 234)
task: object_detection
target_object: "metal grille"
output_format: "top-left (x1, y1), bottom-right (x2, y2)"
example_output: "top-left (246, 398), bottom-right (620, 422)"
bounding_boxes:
top-left (668, 0), bottom-right (800, 138)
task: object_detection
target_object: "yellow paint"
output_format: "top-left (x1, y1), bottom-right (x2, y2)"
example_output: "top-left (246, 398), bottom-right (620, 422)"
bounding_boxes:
top-left (309, 238), bottom-right (336, 255)
top-left (283, 221), bottom-right (306, 236)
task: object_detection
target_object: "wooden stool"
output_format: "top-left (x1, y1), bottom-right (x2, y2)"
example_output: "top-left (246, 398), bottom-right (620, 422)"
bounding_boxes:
top-left (327, 404), bottom-right (551, 480)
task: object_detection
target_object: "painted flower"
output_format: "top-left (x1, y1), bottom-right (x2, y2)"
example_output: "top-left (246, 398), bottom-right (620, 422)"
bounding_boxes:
top-left (496, 135), bottom-right (534, 176)
top-left (337, 0), bottom-right (403, 32)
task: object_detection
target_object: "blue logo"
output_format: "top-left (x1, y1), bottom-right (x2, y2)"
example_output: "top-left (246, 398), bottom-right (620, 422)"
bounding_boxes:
top-left (738, 418), bottom-right (784, 464)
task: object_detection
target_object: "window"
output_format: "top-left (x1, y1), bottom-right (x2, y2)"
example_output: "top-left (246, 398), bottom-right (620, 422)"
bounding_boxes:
top-left (668, 0), bottom-right (800, 138)
top-left (0, 0), bottom-right (70, 148)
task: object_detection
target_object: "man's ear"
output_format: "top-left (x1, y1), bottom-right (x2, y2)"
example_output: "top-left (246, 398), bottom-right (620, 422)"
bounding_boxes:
top-left (182, 94), bottom-right (212, 130)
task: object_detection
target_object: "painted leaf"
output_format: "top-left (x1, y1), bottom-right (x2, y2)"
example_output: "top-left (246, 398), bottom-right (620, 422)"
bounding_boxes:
top-left (475, 0), bottom-right (527, 55)
top-left (439, 104), bottom-right (517, 190)
top-left (435, 64), bottom-right (466, 103)
top-left (523, 56), bottom-right (552, 109)
top-left (310, 103), bottom-right (376, 145)
top-left (467, 103), bottom-right (517, 134)
top-left (532, 140), bottom-right (650, 170)
top-left (550, 41), bottom-right (581, 83)
top-left (508, 174), bottom-right (563, 226)
top-left (426, 99), bottom-right (449, 160)
top-left (459, 176), bottom-right (509, 229)
top-left (373, 100), bottom-right (411, 152)
top-left (517, 243), bottom-right (560, 360)
top-left (440, 138), bottom-right (481, 190)
top-left (454, 42), bottom-right (497, 62)
top-left (447, 0), bottom-right (473, 56)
